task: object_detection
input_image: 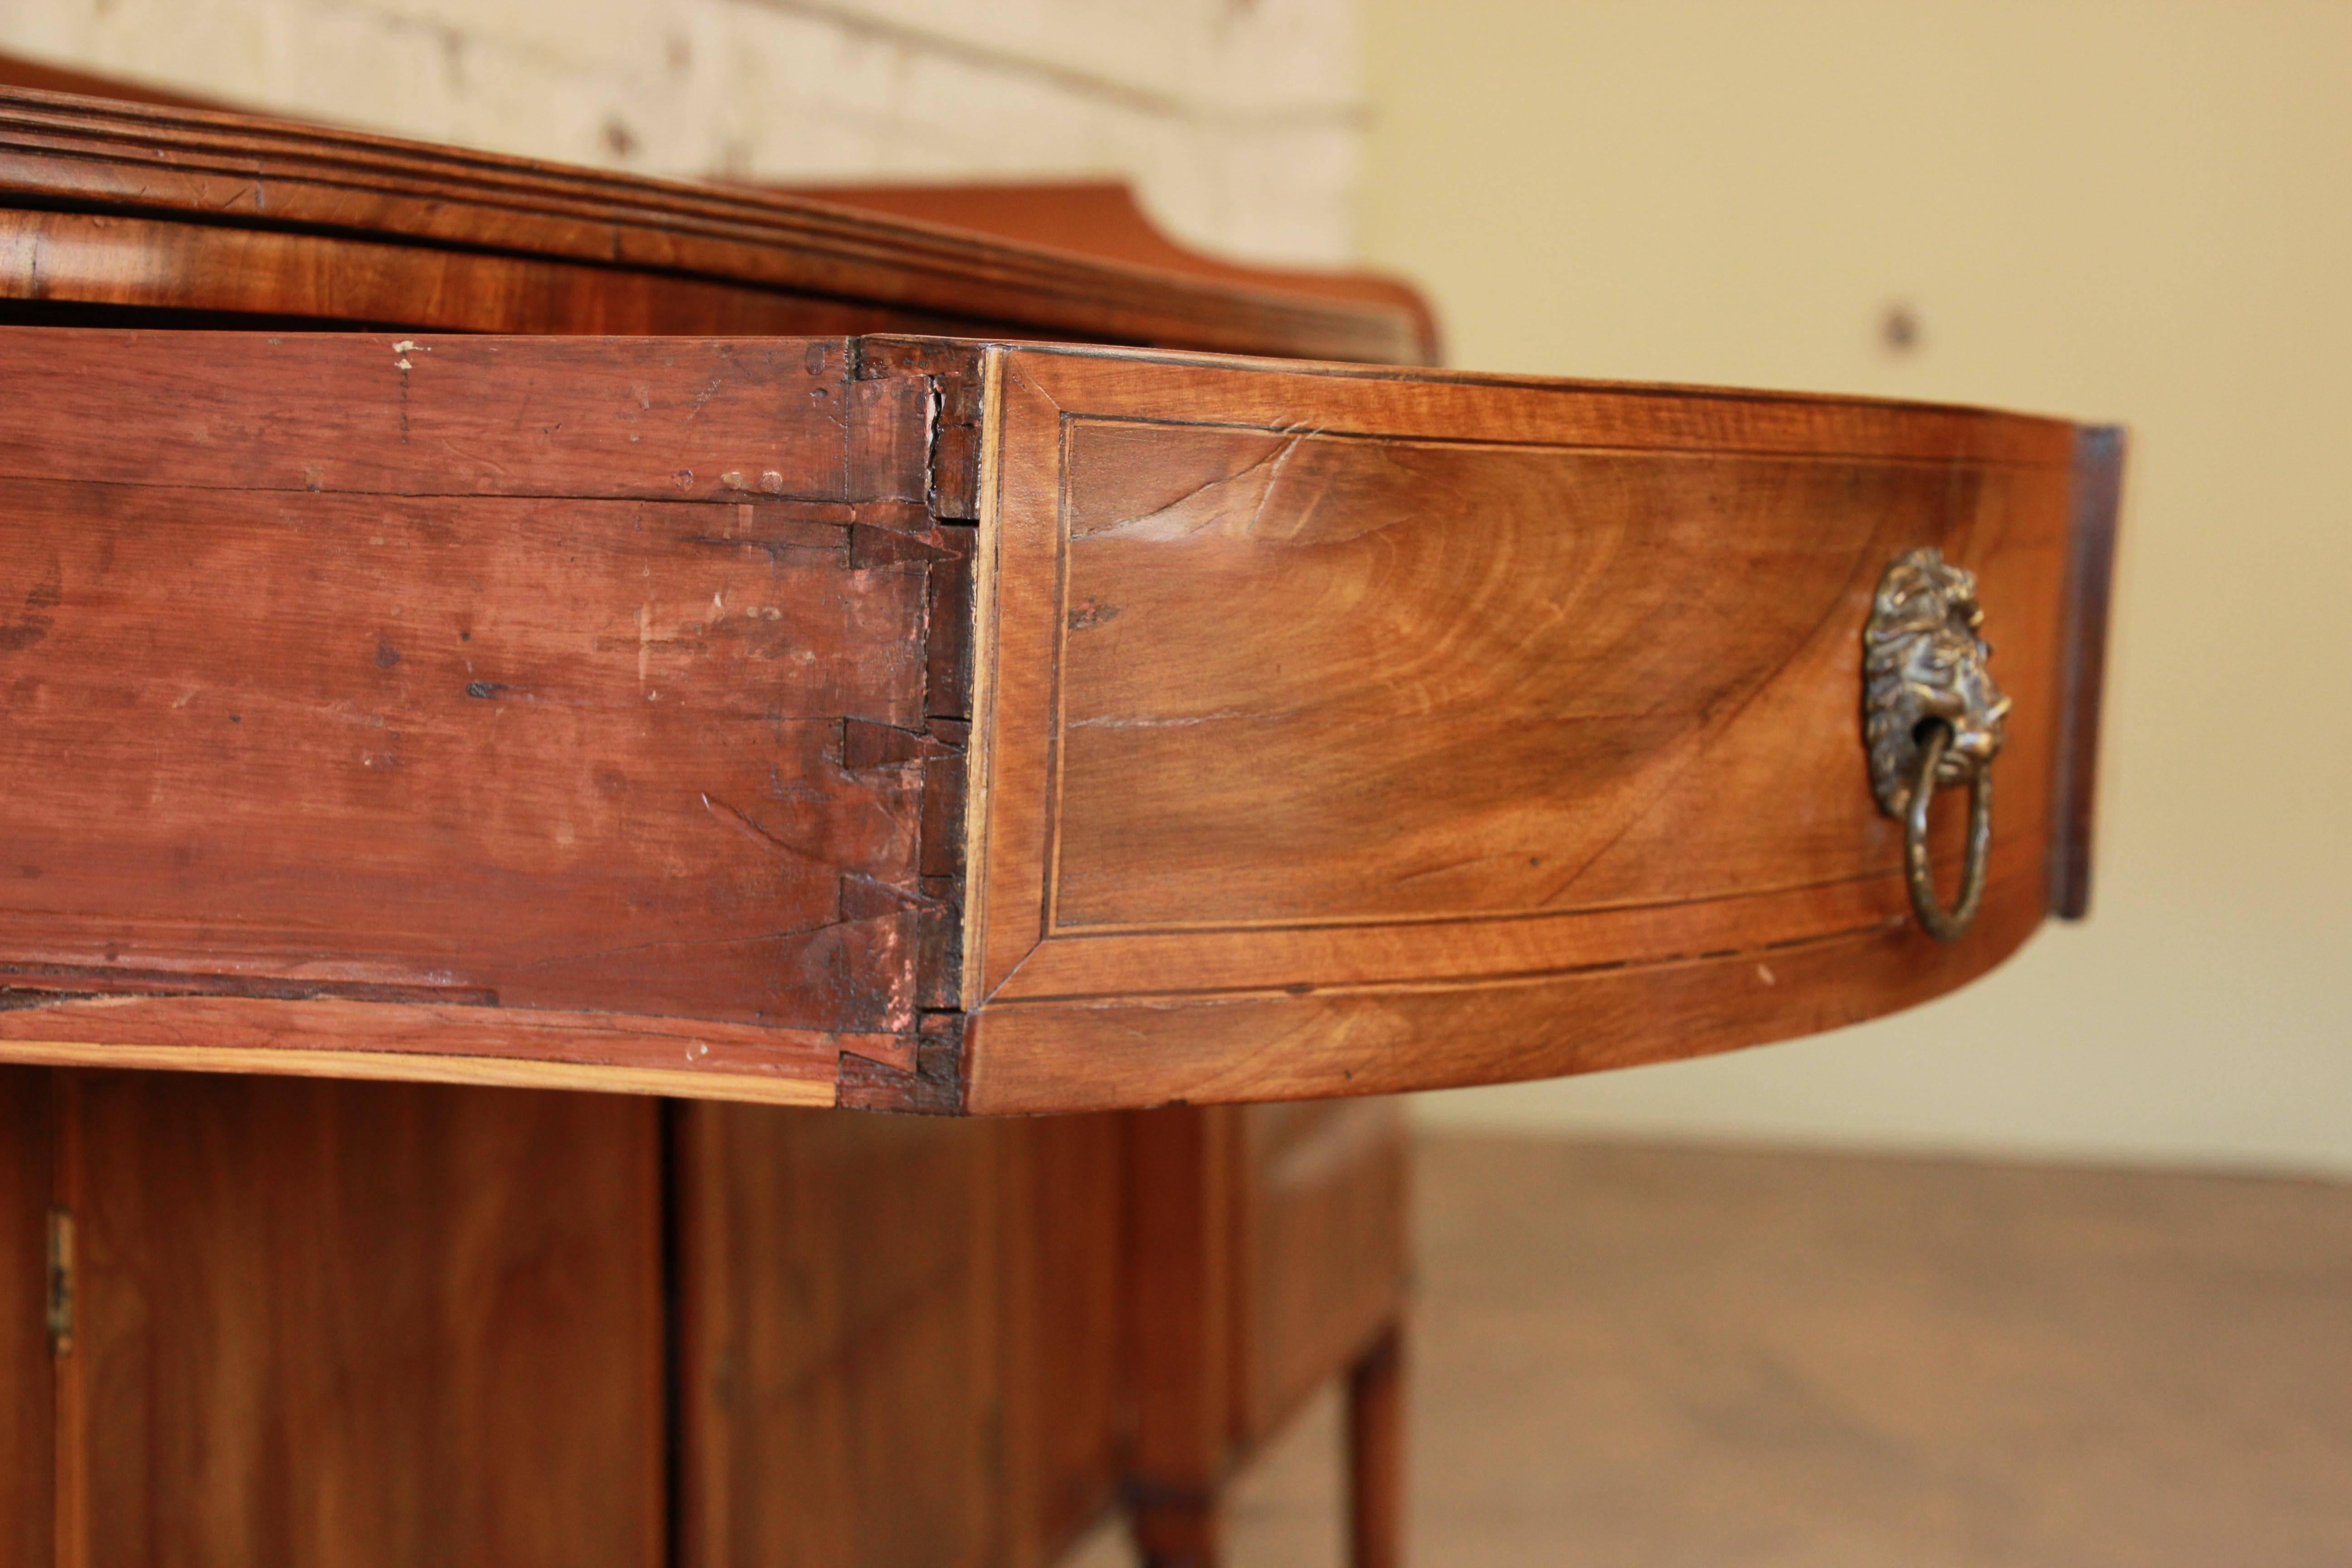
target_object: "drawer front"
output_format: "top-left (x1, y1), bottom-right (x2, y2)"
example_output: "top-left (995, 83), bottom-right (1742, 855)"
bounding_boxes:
top-left (959, 347), bottom-right (2115, 1112)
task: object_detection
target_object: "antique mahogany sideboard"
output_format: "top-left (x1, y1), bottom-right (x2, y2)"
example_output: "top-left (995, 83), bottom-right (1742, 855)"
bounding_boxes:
top-left (0, 83), bottom-right (2120, 1568)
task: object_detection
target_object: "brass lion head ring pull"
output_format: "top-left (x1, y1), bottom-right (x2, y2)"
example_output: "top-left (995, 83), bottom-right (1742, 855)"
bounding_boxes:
top-left (1864, 548), bottom-right (2010, 942)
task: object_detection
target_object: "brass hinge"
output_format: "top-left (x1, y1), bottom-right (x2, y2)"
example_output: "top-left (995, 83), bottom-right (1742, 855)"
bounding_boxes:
top-left (46, 1206), bottom-right (74, 1358)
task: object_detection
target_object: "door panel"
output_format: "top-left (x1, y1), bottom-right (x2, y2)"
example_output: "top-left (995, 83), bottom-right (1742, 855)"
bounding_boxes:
top-left (59, 1073), bottom-right (663, 1568)
top-left (672, 1103), bottom-right (1001, 1568)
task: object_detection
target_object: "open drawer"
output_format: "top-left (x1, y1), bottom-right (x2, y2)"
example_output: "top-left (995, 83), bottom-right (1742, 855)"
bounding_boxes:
top-left (0, 331), bottom-right (2120, 1113)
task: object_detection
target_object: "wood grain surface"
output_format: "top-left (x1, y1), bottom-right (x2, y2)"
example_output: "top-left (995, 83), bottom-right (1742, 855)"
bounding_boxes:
top-left (671, 1104), bottom-right (1137, 1568)
top-left (1124, 1104), bottom-right (1240, 1564)
top-left (0, 1067), bottom-right (52, 1568)
top-left (54, 1073), bottom-right (665, 1568)
top-left (0, 328), bottom-right (959, 1102)
top-left (671, 1102), bottom-right (1000, 1568)
top-left (778, 181), bottom-right (1442, 365)
top-left (1120, 1100), bottom-right (1412, 1568)
top-left (0, 208), bottom-right (1001, 340)
top-left (0, 87), bottom-right (1421, 363)
top-left (0, 328), bottom-right (2115, 1111)
top-left (959, 344), bottom-right (2095, 1112)
top-left (993, 1113), bottom-right (1126, 1568)
top-left (1231, 1101), bottom-right (1409, 1446)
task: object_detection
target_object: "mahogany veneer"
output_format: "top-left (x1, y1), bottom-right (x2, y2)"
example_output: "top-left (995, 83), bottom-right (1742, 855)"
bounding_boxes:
top-left (0, 88), bottom-right (1416, 362)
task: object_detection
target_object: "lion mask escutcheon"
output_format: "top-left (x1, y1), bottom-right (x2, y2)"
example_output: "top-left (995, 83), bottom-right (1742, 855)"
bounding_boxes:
top-left (1863, 547), bottom-right (2010, 818)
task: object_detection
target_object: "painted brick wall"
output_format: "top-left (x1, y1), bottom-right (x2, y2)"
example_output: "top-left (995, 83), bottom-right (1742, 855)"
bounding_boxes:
top-left (0, 0), bottom-right (1362, 263)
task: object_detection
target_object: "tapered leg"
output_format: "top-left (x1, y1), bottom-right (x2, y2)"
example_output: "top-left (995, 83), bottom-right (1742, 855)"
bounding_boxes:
top-left (1124, 1105), bottom-right (1237, 1568)
top-left (1347, 1321), bottom-right (1405, 1568)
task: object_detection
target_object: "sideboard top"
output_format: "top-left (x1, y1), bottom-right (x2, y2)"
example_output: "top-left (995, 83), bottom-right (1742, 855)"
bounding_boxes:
top-left (0, 85), bottom-right (1423, 364)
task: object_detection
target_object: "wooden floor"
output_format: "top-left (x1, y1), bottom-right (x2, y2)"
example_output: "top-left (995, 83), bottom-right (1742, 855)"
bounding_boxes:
top-left (1070, 1132), bottom-right (2352, 1567)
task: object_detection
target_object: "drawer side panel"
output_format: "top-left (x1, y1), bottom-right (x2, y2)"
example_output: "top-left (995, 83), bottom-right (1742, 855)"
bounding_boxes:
top-left (0, 330), bottom-right (963, 1102)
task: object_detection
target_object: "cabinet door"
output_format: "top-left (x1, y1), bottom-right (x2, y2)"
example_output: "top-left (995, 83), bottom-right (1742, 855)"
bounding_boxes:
top-left (672, 1106), bottom-right (1128, 1568)
top-left (49, 1073), bottom-right (664, 1568)
top-left (671, 1103), bottom-right (1000, 1568)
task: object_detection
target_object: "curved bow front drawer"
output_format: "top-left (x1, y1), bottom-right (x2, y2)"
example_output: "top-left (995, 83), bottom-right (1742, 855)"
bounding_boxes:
top-left (0, 331), bottom-right (2120, 1112)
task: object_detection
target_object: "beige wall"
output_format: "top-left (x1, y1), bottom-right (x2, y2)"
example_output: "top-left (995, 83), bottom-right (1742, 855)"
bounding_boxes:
top-left (0, 0), bottom-right (1362, 264)
top-left (1365, 0), bottom-right (2352, 1173)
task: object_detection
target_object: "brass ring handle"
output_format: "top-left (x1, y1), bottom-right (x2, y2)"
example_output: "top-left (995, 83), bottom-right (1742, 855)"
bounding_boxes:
top-left (1903, 721), bottom-right (1993, 941)
top-left (1864, 547), bottom-right (2009, 942)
